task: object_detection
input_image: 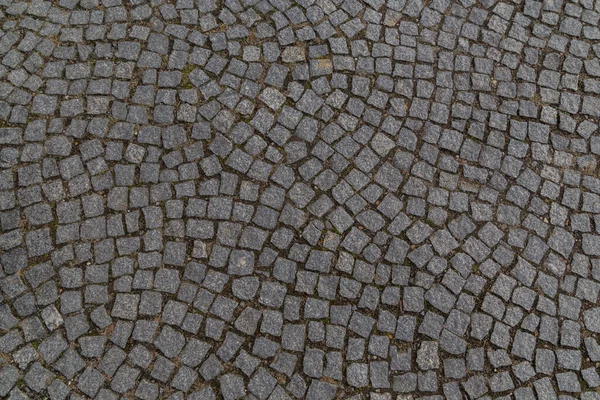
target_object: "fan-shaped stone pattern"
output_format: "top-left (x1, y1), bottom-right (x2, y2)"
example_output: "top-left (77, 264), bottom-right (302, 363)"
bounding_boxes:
top-left (1, 0), bottom-right (600, 398)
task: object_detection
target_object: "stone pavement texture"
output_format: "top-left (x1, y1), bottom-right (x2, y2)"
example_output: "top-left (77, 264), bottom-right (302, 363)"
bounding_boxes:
top-left (3, 0), bottom-right (600, 399)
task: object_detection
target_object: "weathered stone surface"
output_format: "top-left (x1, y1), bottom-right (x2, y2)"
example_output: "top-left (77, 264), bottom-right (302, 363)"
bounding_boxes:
top-left (0, 1), bottom-right (599, 397)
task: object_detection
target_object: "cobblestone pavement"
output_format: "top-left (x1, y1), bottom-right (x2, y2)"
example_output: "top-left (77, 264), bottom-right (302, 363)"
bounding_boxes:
top-left (4, 0), bottom-right (600, 399)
